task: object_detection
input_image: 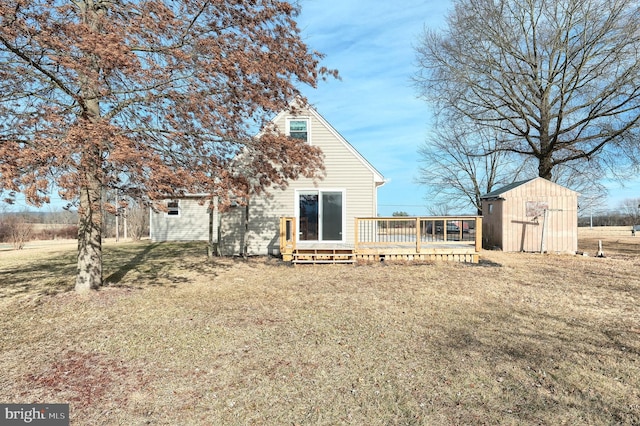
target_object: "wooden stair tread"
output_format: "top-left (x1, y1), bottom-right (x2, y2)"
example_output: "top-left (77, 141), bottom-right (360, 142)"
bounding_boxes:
top-left (291, 248), bottom-right (356, 265)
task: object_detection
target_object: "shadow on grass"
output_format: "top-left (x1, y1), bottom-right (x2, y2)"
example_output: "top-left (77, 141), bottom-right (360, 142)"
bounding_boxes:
top-left (475, 258), bottom-right (502, 267)
top-left (103, 242), bottom-right (162, 285)
top-left (103, 242), bottom-right (238, 288)
top-left (433, 302), bottom-right (640, 424)
top-left (0, 250), bottom-right (77, 298)
top-left (0, 241), bottom-right (245, 299)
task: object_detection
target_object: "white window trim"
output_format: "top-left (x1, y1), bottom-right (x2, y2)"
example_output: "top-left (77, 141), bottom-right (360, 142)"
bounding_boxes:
top-left (166, 200), bottom-right (180, 217)
top-left (294, 188), bottom-right (346, 244)
top-left (285, 117), bottom-right (311, 143)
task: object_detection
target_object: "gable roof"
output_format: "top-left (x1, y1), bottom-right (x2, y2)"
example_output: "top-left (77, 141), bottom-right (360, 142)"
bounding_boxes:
top-left (271, 99), bottom-right (385, 186)
top-left (480, 179), bottom-right (535, 199)
top-left (480, 177), bottom-right (578, 199)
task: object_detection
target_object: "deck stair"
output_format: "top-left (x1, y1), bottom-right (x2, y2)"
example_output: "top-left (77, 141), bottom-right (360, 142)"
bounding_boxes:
top-left (292, 248), bottom-right (355, 265)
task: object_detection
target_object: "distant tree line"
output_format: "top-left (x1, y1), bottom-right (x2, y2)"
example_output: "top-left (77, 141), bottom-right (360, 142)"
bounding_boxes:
top-left (579, 214), bottom-right (634, 228)
top-left (0, 203), bottom-right (149, 249)
top-left (579, 198), bottom-right (640, 227)
top-left (0, 211), bottom-right (78, 249)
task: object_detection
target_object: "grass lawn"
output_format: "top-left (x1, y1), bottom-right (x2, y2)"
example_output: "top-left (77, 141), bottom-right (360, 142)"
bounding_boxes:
top-left (0, 238), bottom-right (639, 425)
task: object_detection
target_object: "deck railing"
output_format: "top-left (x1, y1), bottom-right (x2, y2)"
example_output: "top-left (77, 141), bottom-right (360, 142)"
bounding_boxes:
top-left (279, 216), bottom-right (483, 259)
top-left (355, 216), bottom-right (482, 253)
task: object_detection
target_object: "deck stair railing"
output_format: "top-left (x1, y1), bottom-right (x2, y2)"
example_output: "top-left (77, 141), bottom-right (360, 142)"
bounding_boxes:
top-left (279, 217), bottom-right (296, 261)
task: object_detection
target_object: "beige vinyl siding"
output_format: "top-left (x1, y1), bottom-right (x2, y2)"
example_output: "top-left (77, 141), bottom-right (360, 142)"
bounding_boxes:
top-left (223, 106), bottom-right (381, 256)
top-left (150, 103), bottom-right (383, 255)
top-left (218, 206), bottom-right (245, 255)
top-left (242, 191), bottom-right (293, 256)
top-left (150, 198), bottom-right (212, 242)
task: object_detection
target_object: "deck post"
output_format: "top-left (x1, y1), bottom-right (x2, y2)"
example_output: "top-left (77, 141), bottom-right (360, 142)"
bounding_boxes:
top-left (279, 217), bottom-right (285, 254)
top-left (354, 217), bottom-right (360, 252)
top-left (415, 217), bottom-right (421, 253)
top-left (475, 216), bottom-right (483, 252)
top-left (291, 218), bottom-right (296, 253)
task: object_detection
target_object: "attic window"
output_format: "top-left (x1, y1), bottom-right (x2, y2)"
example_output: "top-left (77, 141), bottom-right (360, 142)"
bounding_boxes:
top-left (167, 200), bottom-right (180, 216)
top-left (288, 119), bottom-right (308, 142)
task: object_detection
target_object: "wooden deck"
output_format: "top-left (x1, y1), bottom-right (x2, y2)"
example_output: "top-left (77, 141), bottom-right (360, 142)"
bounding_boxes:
top-left (280, 216), bottom-right (482, 264)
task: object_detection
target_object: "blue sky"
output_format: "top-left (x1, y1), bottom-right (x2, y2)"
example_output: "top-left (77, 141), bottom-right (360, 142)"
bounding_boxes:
top-left (4, 0), bottom-right (637, 214)
top-left (296, 0), bottom-right (640, 216)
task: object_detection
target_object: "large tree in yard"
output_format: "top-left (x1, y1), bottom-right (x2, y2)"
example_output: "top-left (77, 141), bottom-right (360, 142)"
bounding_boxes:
top-left (415, 0), bottom-right (640, 182)
top-left (0, 0), bottom-right (332, 291)
top-left (417, 115), bottom-right (609, 214)
top-left (417, 119), bottom-right (530, 214)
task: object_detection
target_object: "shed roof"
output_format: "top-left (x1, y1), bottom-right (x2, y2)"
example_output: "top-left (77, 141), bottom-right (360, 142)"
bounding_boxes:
top-left (480, 178), bottom-right (534, 199)
top-left (480, 177), bottom-right (578, 199)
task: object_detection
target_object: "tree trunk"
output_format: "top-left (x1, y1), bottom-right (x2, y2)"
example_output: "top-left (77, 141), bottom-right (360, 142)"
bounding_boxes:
top-left (75, 166), bottom-right (103, 292)
top-left (241, 200), bottom-right (249, 259)
top-left (538, 155), bottom-right (553, 180)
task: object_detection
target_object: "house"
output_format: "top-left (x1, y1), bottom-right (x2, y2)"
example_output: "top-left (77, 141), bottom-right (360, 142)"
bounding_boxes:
top-left (150, 101), bottom-right (385, 256)
top-left (480, 177), bottom-right (578, 253)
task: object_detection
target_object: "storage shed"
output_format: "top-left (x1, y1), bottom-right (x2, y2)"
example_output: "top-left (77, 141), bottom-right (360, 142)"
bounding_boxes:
top-left (480, 177), bottom-right (578, 253)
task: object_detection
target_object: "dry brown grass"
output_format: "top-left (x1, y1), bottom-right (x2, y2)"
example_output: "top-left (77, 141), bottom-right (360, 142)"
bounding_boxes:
top-left (0, 237), bottom-right (639, 425)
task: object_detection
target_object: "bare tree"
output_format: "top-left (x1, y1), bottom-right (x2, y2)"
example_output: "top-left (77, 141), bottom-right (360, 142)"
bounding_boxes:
top-left (1, 213), bottom-right (33, 249)
top-left (620, 197), bottom-right (640, 227)
top-left (425, 201), bottom-right (456, 216)
top-left (0, 0), bottom-right (334, 291)
top-left (415, 0), bottom-right (640, 182)
top-left (9, 216), bottom-right (33, 250)
top-left (418, 119), bottom-right (530, 214)
top-left (127, 203), bottom-right (149, 241)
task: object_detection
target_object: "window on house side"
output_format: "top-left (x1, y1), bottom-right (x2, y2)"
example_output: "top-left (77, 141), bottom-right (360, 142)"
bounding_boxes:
top-left (488, 203), bottom-right (493, 214)
top-left (167, 201), bottom-right (179, 216)
top-left (289, 120), bottom-right (308, 142)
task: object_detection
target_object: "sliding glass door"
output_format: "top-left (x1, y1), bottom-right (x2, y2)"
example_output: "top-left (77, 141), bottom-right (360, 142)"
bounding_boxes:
top-left (321, 192), bottom-right (342, 241)
top-left (298, 190), bottom-right (343, 242)
top-left (299, 192), bottom-right (319, 241)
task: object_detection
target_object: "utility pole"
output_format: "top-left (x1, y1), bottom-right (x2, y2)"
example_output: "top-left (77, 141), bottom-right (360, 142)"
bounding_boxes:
top-left (115, 191), bottom-right (119, 242)
top-left (123, 206), bottom-right (127, 240)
